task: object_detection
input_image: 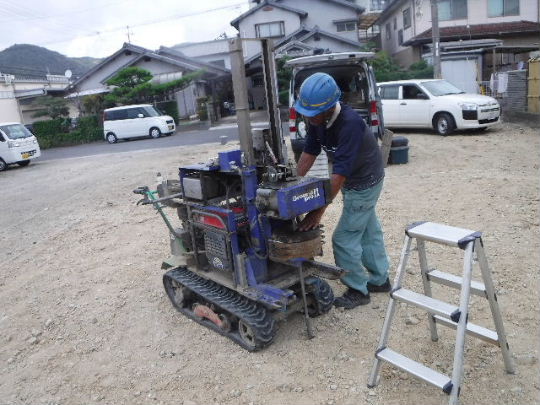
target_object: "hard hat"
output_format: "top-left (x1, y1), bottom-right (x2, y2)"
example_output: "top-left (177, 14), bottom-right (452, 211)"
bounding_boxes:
top-left (294, 72), bottom-right (341, 117)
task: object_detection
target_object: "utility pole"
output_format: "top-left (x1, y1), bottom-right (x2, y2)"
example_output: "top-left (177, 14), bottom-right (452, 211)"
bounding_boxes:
top-left (430, 0), bottom-right (442, 78)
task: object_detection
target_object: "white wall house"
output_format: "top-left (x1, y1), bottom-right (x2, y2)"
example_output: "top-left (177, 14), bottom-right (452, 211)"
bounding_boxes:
top-left (376, 0), bottom-right (539, 93)
top-left (169, 39), bottom-right (232, 70)
top-left (0, 73), bottom-right (70, 124)
top-left (230, 0), bottom-right (367, 109)
top-left (378, 0), bottom-right (539, 68)
top-left (67, 43), bottom-right (231, 119)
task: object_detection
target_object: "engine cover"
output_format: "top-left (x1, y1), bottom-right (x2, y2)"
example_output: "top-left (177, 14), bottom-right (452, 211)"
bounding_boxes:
top-left (256, 177), bottom-right (331, 219)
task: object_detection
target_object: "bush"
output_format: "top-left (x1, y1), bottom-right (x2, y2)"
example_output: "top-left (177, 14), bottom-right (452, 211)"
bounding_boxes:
top-left (156, 101), bottom-right (179, 124)
top-left (33, 119), bottom-right (65, 137)
top-left (33, 115), bottom-right (103, 149)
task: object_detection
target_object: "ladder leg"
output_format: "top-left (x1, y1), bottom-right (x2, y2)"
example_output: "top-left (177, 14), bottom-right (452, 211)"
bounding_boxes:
top-left (417, 239), bottom-right (439, 342)
top-left (475, 239), bottom-right (515, 374)
top-left (448, 242), bottom-right (474, 405)
top-left (368, 235), bottom-right (413, 388)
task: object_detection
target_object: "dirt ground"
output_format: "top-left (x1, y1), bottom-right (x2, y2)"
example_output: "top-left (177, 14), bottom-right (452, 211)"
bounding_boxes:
top-left (1, 122), bottom-right (539, 405)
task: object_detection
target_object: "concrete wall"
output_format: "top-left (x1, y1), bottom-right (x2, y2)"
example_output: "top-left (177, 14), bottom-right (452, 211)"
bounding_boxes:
top-left (0, 98), bottom-right (21, 123)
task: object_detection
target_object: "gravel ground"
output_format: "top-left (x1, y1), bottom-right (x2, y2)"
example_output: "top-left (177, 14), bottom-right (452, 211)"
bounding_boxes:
top-left (1, 122), bottom-right (539, 405)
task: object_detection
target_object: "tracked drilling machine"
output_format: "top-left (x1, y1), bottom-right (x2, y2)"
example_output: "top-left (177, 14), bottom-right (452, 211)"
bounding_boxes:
top-left (134, 38), bottom-right (345, 351)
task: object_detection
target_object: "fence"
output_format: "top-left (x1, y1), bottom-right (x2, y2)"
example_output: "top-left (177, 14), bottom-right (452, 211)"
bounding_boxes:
top-left (528, 59), bottom-right (540, 113)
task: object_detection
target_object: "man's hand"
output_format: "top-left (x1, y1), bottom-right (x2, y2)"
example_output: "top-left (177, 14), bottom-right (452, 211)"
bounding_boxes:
top-left (298, 207), bottom-right (326, 231)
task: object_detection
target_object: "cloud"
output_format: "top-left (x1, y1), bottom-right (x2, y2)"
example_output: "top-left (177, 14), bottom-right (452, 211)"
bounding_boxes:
top-left (0, 0), bottom-right (248, 57)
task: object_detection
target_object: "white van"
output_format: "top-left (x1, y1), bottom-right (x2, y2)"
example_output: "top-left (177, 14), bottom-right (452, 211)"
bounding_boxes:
top-left (0, 122), bottom-right (41, 171)
top-left (103, 104), bottom-right (176, 144)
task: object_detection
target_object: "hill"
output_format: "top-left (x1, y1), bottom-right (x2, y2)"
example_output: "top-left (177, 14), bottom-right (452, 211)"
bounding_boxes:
top-left (0, 44), bottom-right (101, 79)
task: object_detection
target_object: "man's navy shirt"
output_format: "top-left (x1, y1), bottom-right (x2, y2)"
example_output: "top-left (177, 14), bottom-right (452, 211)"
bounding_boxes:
top-left (303, 103), bottom-right (384, 190)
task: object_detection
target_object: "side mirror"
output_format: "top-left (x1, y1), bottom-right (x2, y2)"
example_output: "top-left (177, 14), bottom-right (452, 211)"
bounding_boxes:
top-left (417, 93), bottom-right (428, 99)
top-left (137, 113), bottom-right (144, 118)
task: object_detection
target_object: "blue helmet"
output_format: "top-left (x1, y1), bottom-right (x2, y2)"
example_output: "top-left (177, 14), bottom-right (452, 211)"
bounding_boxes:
top-left (294, 72), bottom-right (341, 117)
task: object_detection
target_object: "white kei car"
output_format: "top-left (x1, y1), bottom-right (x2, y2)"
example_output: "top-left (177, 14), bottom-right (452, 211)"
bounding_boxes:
top-left (378, 79), bottom-right (500, 135)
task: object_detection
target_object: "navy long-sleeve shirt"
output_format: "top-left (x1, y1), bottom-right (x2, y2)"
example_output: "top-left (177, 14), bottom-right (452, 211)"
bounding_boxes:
top-left (303, 104), bottom-right (384, 190)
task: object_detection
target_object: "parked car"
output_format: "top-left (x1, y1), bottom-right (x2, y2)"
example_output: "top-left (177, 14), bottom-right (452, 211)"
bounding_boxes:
top-left (378, 79), bottom-right (500, 135)
top-left (285, 52), bottom-right (384, 162)
top-left (103, 104), bottom-right (176, 144)
top-left (0, 122), bottom-right (41, 171)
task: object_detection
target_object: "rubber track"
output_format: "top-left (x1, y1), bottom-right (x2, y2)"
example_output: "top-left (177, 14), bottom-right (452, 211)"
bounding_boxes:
top-left (163, 267), bottom-right (277, 351)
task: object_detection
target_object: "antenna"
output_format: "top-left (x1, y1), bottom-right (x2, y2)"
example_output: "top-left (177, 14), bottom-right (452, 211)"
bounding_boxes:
top-left (126, 25), bottom-right (132, 43)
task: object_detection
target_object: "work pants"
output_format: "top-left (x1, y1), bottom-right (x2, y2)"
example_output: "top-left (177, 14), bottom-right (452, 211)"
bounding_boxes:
top-left (332, 180), bottom-right (389, 294)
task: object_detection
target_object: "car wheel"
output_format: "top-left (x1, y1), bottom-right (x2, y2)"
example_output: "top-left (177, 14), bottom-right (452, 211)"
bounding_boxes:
top-left (17, 160), bottom-right (30, 167)
top-left (106, 133), bottom-right (118, 144)
top-left (0, 158), bottom-right (7, 172)
top-left (434, 113), bottom-right (455, 136)
top-left (150, 127), bottom-right (161, 139)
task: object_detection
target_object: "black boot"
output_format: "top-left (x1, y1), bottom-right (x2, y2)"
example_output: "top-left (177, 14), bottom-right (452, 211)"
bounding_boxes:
top-left (367, 278), bottom-right (392, 293)
top-left (334, 288), bottom-right (370, 309)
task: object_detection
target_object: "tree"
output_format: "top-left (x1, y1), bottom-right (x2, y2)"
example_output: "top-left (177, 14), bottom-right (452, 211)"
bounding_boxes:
top-left (81, 94), bottom-right (105, 115)
top-left (105, 67), bottom-right (154, 106)
top-left (276, 55), bottom-right (293, 105)
top-left (32, 95), bottom-right (69, 119)
top-left (104, 66), bottom-right (205, 107)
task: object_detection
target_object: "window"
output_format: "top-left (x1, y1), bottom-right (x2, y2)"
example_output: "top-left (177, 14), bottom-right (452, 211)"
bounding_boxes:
top-left (252, 76), bottom-right (264, 87)
top-left (385, 23), bottom-right (391, 39)
top-left (402, 85), bottom-right (427, 99)
top-left (438, 0), bottom-right (468, 20)
top-left (255, 21), bottom-right (285, 38)
top-left (403, 8), bottom-right (411, 29)
top-left (127, 108), bottom-right (142, 119)
top-left (393, 17), bottom-right (397, 30)
top-left (398, 29), bottom-right (403, 45)
top-left (105, 109), bottom-right (128, 121)
top-left (336, 21), bottom-right (357, 32)
top-left (488, 0), bottom-right (519, 16)
top-left (380, 85), bottom-right (399, 99)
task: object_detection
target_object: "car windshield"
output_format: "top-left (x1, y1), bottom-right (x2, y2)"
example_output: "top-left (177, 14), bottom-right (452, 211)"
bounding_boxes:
top-left (421, 80), bottom-right (465, 96)
top-left (142, 106), bottom-right (161, 117)
top-left (0, 124), bottom-right (34, 139)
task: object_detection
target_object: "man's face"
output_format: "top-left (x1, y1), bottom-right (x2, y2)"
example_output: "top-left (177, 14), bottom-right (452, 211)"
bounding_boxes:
top-left (305, 107), bottom-right (334, 127)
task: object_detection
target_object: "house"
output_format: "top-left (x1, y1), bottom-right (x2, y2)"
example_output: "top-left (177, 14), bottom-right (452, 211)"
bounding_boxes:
top-left (67, 42), bottom-right (231, 119)
top-left (230, 0), bottom-right (368, 109)
top-left (169, 38), bottom-right (232, 70)
top-left (0, 73), bottom-right (71, 124)
top-left (376, 0), bottom-right (540, 91)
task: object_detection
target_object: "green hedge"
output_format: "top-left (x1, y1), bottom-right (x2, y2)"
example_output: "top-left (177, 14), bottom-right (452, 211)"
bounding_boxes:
top-left (156, 101), bottom-right (179, 124)
top-left (33, 115), bottom-right (103, 149)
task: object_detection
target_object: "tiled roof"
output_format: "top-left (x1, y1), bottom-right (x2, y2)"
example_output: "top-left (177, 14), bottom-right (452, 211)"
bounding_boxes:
top-left (405, 20), bottom-right (540, 45)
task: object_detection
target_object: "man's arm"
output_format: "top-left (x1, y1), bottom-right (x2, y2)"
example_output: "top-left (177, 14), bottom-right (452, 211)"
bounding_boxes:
top-left (298, 173), bottom-right (346, 231)
top-left (296, 152), bottom-right (317, 177)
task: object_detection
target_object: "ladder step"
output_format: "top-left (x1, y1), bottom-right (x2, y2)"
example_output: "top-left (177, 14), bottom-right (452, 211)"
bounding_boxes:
top-left (427, 270), bottom-right (487, 297)
top-left (433, 315), bottom-right (500, 346)
top-left (376, 348), bottom-right (453, 394)
top-left (392, 288), bottom-right (461, 322)
top-left (407, 222), bottom-right (481, 248)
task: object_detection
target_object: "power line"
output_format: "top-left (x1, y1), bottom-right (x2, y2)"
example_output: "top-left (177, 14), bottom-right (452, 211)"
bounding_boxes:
top-left (36, 2), bottom-right (246, 48)
top-left (0, 0), bottom-right (131, 23)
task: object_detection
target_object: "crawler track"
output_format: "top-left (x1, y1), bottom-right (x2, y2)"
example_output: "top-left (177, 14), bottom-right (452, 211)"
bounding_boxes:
top-left (163, 267), bottom-right (277, 351)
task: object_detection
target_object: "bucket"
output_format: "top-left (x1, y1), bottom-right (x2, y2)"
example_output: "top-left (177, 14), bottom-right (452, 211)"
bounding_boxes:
top-left (388, 136), bottom-right (409, 165)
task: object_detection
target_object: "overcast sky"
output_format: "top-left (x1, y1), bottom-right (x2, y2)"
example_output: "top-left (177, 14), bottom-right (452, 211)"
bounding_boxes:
top-left (0, 0), bottom-right (250, 58)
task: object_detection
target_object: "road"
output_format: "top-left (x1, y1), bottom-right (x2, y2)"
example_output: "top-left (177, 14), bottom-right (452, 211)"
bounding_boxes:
top-left (38, 126), bottom-right (242, 162)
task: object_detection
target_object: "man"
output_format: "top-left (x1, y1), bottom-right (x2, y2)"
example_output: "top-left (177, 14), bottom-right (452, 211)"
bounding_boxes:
top-left (295, 72), bottom-right (390, 309)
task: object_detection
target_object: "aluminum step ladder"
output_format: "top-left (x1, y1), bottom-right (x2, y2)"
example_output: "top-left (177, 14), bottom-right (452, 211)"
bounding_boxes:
top-left (368, 221), bottom-right (515, 405)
